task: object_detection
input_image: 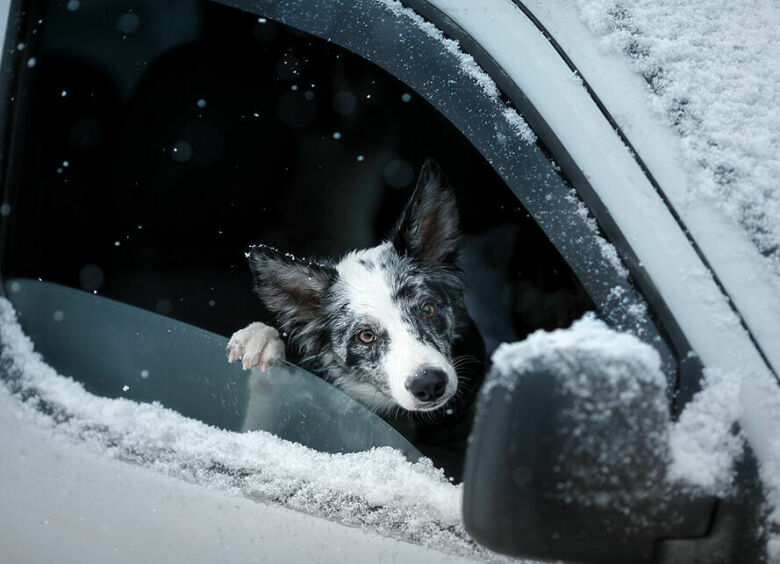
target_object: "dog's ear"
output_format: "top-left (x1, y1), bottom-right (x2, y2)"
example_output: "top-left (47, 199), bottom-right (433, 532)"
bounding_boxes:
top-left (391, 159), bottom-right (459, 266)
top-left (247, 245), bottom-right (334, 326)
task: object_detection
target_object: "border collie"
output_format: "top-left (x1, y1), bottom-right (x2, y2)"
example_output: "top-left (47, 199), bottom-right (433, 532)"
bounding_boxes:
top-left (227, 160), bottom-right (480, 414)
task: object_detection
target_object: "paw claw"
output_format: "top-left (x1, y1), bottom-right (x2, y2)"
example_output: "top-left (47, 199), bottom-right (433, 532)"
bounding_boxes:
top-left (243, 354), bottom-right (260, 371)
top-left (227, 347), bottom-right (242, 363)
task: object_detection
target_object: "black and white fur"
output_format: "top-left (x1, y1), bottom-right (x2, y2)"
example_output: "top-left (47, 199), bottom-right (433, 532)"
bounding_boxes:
top-left (227, 161), bottom-right (472, 413)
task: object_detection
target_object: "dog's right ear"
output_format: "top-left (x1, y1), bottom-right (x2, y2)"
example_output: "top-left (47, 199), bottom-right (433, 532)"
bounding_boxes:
top-left (247, 245), bottom-right (335, 328)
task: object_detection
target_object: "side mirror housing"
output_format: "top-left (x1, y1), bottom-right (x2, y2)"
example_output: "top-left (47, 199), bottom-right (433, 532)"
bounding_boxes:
top-left (462, 317), bottom-right (716, 563)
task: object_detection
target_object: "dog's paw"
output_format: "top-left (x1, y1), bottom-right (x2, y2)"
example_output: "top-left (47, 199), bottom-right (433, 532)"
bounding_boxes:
top-left (227, 322), bottom-right (286, 372)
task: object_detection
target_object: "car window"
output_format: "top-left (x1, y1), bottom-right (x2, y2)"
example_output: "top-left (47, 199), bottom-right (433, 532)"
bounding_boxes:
top-left (0, 0), bottom-right (675, 463)
top-left (5, 277), bottom-right (421, 458)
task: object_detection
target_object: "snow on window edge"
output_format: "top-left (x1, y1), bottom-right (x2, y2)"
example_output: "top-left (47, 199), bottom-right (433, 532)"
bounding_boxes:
top-left (375, 0), bottom-right (536, 145)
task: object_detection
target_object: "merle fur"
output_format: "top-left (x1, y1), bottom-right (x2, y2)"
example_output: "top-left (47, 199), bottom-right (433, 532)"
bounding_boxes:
top-left (246, 160), bottom-right (474, 413)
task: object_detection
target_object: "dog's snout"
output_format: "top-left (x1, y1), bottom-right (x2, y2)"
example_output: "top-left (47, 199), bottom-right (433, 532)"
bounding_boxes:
top-left (407, 368), bottom-right (448, 403)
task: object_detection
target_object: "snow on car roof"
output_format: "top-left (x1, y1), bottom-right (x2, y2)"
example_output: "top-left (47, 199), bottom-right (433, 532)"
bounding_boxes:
top-left (575, 0), bottom-right (780, 276)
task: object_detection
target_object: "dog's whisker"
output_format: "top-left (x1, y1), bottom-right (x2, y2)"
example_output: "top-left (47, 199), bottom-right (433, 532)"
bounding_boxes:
top-left (452, 355), bottom-right (483, 371)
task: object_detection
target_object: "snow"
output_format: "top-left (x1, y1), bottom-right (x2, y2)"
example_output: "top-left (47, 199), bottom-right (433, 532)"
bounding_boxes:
top-left (668, 366), bottom-right (743, 495)
top-left (500, 108), bottom-right (535, 147)
top-left (490, 316), bottom-right (672, 520)
top-left (377, 0), bottom-right (498, 99)
top-left (573, 0), bottom-right (780, 278)
top-left (429, 6), bottom-right (780, 548)
top-left (564, 187), bottom-right (630, 278)
top-left (0, 386), bottom-right (479, 564)
top-left (491, 314), bottom-right (663, 394)
top-left (741, 368), bottom-right (780, 563)
top-left (0, 298), bottom-right (506, 562)
top-left (490, 315), bottom-right (742, 498)
top-left (432, 0), bottom-right (780, 385)
top-left (375, 0), bottom-right (536, 145)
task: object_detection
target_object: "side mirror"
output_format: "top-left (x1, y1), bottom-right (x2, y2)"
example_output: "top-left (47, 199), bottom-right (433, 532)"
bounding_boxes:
top-left (462, 317), bottom-right (717, 563)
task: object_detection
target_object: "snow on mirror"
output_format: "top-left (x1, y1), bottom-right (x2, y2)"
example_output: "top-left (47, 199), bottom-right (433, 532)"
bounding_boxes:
top-left (485, 315), bottom-right (743, 501)
top-left (3, 278), bottom-right (420, 459)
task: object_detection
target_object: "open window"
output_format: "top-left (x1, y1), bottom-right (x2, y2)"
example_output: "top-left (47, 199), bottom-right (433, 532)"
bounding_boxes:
top-left (0, 0), bottom-right (681, 478)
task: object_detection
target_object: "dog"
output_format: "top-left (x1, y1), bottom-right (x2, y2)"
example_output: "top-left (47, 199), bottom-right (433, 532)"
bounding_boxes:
top-left (227, 160), bottom-right (483, 417)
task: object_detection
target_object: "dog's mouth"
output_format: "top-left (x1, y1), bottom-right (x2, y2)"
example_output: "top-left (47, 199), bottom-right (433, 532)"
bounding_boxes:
top-left (395, 382), bottom-right (457, 412)
top-left (408, 396), bottom-right (453, 412)
top-left (371, 384), bottom-right (455, 413)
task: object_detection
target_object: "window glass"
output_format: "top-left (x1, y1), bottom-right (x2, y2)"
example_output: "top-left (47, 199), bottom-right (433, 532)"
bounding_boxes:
top-left (6, 277), bottom-right (421, 458)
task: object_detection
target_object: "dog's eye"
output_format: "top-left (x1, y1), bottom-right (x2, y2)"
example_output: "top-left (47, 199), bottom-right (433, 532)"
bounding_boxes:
top-left (421, 303), bottom-right (435, 319)
top-left (357, 330), bottom-right (376, 344)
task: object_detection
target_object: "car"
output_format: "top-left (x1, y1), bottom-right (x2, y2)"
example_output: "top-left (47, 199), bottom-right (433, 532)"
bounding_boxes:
top-left (0, 0), bottom-right (778, 562)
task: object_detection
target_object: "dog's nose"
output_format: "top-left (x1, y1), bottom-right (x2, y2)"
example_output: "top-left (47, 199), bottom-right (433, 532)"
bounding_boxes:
top-left (407, 368), bottom-right (448, 403)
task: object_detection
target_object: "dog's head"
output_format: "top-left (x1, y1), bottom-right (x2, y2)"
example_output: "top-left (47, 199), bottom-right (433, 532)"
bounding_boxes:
top-left (248, 160), bottom-right (467, 412)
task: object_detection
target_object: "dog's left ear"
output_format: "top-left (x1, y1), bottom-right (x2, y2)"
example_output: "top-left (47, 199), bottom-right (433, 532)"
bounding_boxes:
top-left (391, 160), bottom-right (459, 266)
top-left (247, 244), bottom-right (334, 328)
